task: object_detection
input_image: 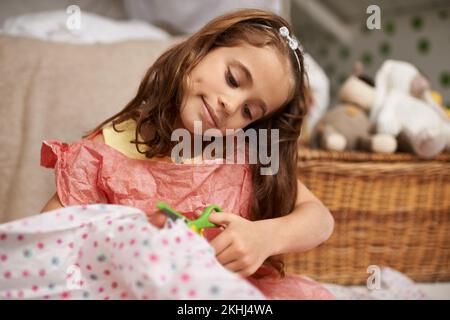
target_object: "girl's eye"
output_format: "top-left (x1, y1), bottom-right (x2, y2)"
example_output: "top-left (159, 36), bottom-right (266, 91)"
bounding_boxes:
top-left (226, 68), bottom-right (239, 88)
top-left (243, 105), bottom-right (253, 120)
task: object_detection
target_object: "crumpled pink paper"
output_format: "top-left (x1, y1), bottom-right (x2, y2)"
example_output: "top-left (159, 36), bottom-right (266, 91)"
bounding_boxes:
top-left (41, 138), bottom-right (253, 238)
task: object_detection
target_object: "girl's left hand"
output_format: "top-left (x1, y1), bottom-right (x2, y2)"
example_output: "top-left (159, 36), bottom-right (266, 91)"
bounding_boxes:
top-left (208, 212), bottom-right (272, 277)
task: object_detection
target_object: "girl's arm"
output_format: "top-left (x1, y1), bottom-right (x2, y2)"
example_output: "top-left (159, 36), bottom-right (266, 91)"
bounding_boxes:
top-left (40, 192), bottom-right (64, 213)
top-left (258, 179), bottom-right (335, 256)
top-left (209, 179), bottom-right (334, 276)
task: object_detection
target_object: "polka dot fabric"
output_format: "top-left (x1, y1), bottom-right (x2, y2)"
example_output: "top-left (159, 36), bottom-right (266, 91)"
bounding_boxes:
top-left (0, 204), bottom-right (264, 300)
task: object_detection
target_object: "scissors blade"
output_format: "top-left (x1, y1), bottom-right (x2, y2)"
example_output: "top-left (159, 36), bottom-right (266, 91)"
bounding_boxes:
top-left (156, 201), bottom-right (187, 223)
top-left (160, 208), bottom-right (181, 221)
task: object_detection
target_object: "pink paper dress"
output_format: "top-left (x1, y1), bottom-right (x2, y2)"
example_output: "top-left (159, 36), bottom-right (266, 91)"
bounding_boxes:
top-left (40, 129), bottom-right (333, 300)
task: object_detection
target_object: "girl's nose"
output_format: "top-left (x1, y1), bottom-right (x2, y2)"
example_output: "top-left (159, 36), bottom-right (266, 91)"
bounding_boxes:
top-left (219, 96), bottom-right (241, 117)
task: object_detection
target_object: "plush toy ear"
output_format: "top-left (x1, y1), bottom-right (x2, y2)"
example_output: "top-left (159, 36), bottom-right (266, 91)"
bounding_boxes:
top-left (357, 74), bottom-right (375, 87)
top-left (352, 61), bottom-right (364, 76)
top-left (339, 76), bottom-right (376, 112)
top-left (410, 74), bottom-right (430, 99)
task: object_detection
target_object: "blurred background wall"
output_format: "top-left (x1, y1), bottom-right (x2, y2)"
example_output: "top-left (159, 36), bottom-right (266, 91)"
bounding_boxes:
top-left (291, 0), bottom-right (450, 105)
top-left (1, 0), bottom-right (448, 106)
top-left (0, 0), bottom-right (127, 22)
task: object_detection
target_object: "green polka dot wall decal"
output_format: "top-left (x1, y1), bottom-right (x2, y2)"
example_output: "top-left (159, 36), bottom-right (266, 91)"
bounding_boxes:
top-left (438, 10), bottom-right (448, 20)
top-left (384, 21), bottom-right (395, 35)
top-left (319, 46), bottom-right (329, 58)
top-left (411, 16), bottom-right (424, 30)
top-left (339, 46), bottom-right (350, 59)
top-left (417, 38), bottom-right (431, 54)
top-left (379, 42), bottom-right (391, 56)
top-left (361, 52), bottom-right (373, 66)
top-left (338, 74), bottom-right (347, 85)
top-left (325, 63), bottom-right (336, 76)
top-left (440, 71), bottom-right (450, 88)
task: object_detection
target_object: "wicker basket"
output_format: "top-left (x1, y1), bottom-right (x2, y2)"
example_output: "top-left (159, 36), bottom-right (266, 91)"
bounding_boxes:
top-left (284, 146), bottom-right (450, 285)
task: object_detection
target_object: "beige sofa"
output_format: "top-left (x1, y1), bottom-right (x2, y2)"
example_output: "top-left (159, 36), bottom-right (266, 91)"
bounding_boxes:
top-left (0, 34), bottom-right (184, 223)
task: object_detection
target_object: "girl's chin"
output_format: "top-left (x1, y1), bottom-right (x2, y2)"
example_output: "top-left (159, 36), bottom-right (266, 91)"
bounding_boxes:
top-left (182, 120), bottom-right (224, 137)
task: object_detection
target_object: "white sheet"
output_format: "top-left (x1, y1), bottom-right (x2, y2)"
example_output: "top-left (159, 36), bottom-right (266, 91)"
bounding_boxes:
top-left (0, 10), bottom-right (170, 44)
top-left (324, 267), bottom-right (429, 300)
top-left (0, 204), bottom-right (264, 300)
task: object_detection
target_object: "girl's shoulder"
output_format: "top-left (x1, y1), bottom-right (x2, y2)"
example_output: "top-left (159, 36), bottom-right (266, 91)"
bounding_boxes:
top-left (101, 119), bottom-right (150, 161)
top-left (99, 119), bottom-right (173, 163)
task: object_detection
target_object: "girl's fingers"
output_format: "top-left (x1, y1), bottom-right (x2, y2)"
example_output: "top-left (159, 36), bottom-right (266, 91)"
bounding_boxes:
top-left (209, 229), bottom-right (233, 256)
top-left (223, 259), bottom-right (245, 273)
top-left (147, 213), bottom-right (167, 228)
top-left (208, 212), bottom-right (237, 226)
top-left (216, 245), bottom-right (239, 265)
top-left (237, 268), bottom-right (253, 278)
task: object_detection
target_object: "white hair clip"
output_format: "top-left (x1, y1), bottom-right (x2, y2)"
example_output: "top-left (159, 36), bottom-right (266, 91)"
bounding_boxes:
top-left (279, 26), bottom-right (299, 50)
top-left (278, 26), bottom-right (301, 70)
top-left (249, 23), bottom-right (302, 71)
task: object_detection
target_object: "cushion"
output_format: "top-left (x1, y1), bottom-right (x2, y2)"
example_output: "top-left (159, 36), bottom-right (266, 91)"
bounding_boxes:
top-left (0, 34), bottom-right (184, 222)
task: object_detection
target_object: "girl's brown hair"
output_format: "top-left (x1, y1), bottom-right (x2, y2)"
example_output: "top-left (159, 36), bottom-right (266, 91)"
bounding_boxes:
top-left (83, 8), bottom-right (309, 278)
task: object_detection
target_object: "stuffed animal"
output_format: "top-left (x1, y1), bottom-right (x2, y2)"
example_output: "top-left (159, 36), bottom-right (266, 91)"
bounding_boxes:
top-left (428, 91), bottom-right (450, 148)
top-left (371, 60), bottom-right (450, 158)
top-left (430, 90), bottom-right (450, 119)
top-left (298, 54), bottom-right (330, 146)
top-left (310, 76), bottom-right (397, 153)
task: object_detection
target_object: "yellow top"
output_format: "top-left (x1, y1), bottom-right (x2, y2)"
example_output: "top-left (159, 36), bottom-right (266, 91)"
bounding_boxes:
top-left (102, 118), bottom-right (220, 164)
top-left (102, 119), bottom-right (150, 161)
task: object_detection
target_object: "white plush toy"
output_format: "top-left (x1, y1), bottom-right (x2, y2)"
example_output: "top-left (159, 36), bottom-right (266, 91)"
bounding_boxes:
top-left (370, 60), bottom-right (450, 158)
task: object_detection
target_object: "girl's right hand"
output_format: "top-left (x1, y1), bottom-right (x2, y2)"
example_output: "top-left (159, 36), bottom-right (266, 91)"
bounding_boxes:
top-left (147, 213), bottom-right (167, 229)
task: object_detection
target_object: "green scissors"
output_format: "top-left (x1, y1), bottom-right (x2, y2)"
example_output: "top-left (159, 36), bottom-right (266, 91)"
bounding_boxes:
top-left (156, 201), bottom-right (222, 236)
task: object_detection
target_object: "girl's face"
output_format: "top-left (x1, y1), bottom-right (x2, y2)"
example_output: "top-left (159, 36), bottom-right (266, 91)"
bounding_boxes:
top-left (179, 43), bottom-right (294, 135)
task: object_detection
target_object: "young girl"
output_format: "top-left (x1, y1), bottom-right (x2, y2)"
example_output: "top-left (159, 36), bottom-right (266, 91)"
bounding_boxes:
top-left (41, 8), bottom-right (334, 299)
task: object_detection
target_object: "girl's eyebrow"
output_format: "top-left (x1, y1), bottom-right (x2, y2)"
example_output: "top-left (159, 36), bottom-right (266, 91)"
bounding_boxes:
top-left (257, 101), bottom-right (268, 116)
top-left (230, 59), bottom-right (268, 116)
top-left (230, 59), bottom-right (253, 85)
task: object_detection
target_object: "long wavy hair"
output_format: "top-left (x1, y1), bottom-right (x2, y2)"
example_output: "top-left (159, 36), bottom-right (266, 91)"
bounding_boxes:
top-left (83, 8), bottom-right (309, 278)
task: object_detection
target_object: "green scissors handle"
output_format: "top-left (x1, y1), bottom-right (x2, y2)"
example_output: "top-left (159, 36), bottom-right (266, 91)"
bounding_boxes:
top-left (156, 201), bottom-right (222, 235)
top-left (188, 204), bottom-right (222, 230)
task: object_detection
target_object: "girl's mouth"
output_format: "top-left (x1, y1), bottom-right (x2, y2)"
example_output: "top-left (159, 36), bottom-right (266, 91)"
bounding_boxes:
top-left (201, 96), bottom-right (219, 128)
